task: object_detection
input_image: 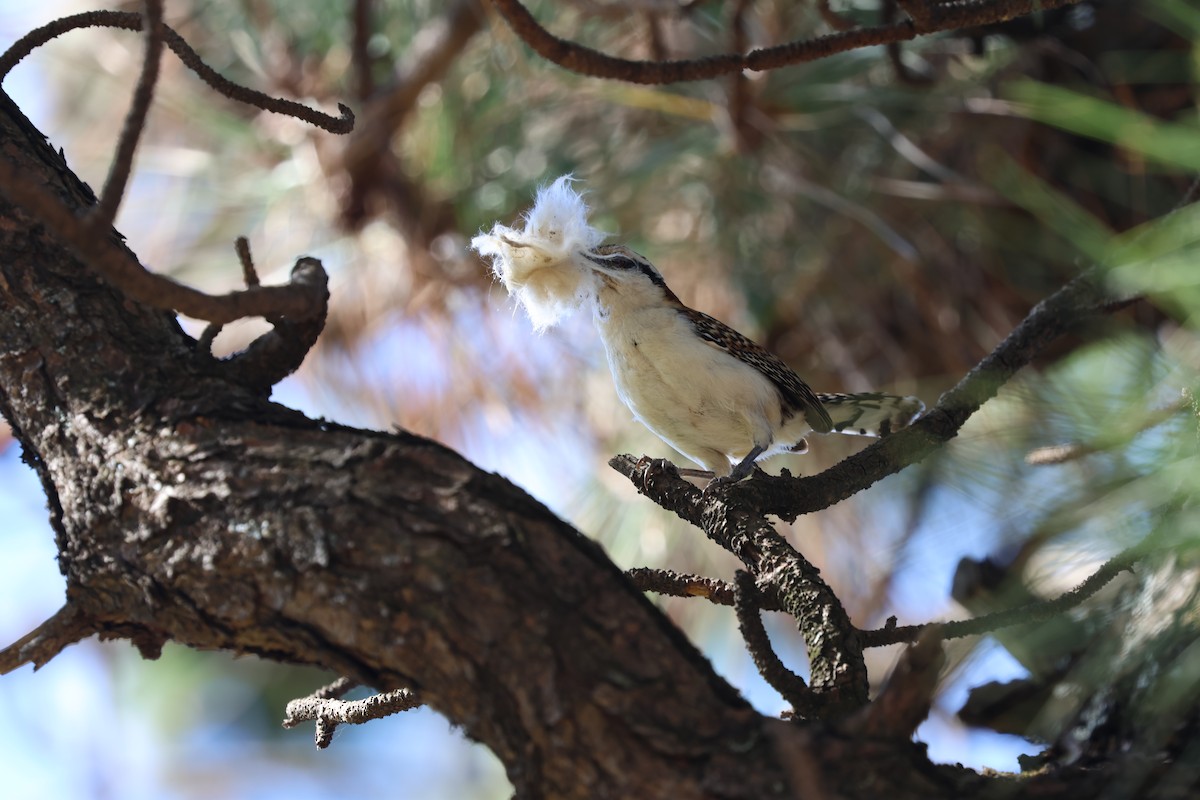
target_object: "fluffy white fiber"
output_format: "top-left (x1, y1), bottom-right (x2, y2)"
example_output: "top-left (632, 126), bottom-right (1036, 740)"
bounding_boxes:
top-left (471, 175), bottom-right (607, 330)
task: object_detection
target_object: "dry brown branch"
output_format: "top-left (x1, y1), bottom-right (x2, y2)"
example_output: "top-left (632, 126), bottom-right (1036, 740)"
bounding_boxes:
top-left (723, 271), bottom-right (1115, 521)
top-left (89, 0), bottom-right (164, 228)
top-left (216, 256), bottom-right (330, 393)
top-left (626, 566), bottom-right (786, 611)
top-left (0, 605), bottom-right (96, 674)
top-left (0, 10), bottom-right (353, 133)
top-left (487, 0), bottom-right (1085, 84)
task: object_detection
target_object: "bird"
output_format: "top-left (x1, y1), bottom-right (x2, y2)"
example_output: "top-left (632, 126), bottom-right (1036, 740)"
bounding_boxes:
top-left (471, 176), bottom-right (923, 487)
top-left (581, 244), bottom-right (924, 487)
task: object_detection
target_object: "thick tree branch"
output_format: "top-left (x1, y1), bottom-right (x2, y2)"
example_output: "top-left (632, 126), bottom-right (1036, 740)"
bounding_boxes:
top-left (0, 85), bottom-right (774, 798)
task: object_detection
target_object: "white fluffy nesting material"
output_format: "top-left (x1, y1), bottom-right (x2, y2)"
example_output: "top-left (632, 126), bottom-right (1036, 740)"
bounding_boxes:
top-left (471, 175), bottom-right (607, 330)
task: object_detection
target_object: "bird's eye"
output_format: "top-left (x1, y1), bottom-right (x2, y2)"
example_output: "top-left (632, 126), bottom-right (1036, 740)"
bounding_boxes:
top-left (584, 251), bottom-right (638, 271)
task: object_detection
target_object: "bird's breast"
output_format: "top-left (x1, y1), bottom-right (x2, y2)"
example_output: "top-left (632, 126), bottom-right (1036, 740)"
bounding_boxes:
top-left (594, 306), bottom-right (784, 456)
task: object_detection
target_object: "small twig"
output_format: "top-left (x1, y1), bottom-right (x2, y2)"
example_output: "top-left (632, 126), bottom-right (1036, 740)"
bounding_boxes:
top-left (1024, 442), bottom-right (1095, 466)
top-left (235, 236), bottom-right (261, 288)
top-left (89, 0), bottom-right (165, 229)
top-left (858, 545), bottom-right (1142, 647)
top-left (1026, 396), bottom-right (1189, 466)
top-left (283, 681), bottom-right (423, 749)
top-left (311, 676), bottom-right (360, 700)
top-left (487, 0), bottom-right (1084, 84)
top-left (852, 625), bottom-right (944, 738)
top-left (734, 571), bottom-right (816, 717)
top-left (626, 566), bottom-right (785, 611)
top-left (0, 11), bottom-right (354, 134)
top-left (0, 605), bottom-right (96, 674)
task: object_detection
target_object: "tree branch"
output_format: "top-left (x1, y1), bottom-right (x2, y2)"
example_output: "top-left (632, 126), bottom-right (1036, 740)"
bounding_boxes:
top-left (487, 0), bottom-right (1084, 84)
top-left (859, 542), bottom-right (1142, 647)
top-left (89, 0), bottom-right (164, 229)
top-left (282, 678), bottom-right (424, 749)
top-left (0, 10), bottom-right (354, 133)
top-left (850, 626), bottom-right (944, 738)
top-left (0, 605), bottom-right (95, 674)
top-left (729, 270), bottom-right (1113, 521)
top-left (734, 570), bottom-right (815, 717)
top-left (611, 456), bottom-right (870, 715)
top-left (626, 566), bottom-right (786, 612)
top-left (0, 150), bottom-right (328, 327)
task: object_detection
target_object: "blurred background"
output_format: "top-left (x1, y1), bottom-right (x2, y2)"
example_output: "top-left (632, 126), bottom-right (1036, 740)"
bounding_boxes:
top-left (2, 0), bottom-right (1200, 796)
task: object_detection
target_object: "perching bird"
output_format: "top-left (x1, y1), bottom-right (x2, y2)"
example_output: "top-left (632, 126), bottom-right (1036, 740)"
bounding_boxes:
top-left (472, 177), bottom-right (924, 486)
top-left (582, 244), bottom-right (923, 485)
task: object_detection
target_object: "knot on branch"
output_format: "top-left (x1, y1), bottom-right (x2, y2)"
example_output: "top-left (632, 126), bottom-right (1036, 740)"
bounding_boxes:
top-left (204, 246), bottom-right (331, 395)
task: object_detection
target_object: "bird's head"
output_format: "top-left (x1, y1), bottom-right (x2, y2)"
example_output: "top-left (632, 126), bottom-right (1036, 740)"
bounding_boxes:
top-left (582, 244), bottom-right (680, 307)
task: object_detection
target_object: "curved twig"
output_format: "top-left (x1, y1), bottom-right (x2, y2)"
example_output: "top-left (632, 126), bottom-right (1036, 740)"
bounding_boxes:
top-left (0, 10), bottom-right (353, 133)
top-left (488, 0), bottom-right (1085, 85)
top-left (734, 570), bottom-right (816, 717)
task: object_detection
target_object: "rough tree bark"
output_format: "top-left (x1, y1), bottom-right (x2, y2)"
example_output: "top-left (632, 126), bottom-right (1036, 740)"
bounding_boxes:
top-left (0, 83), bottom-right (1186, 799)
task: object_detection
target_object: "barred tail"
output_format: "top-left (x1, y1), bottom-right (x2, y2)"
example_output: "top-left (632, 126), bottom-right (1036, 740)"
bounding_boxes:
top-left (816, 392), bottom-right (924, 437)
